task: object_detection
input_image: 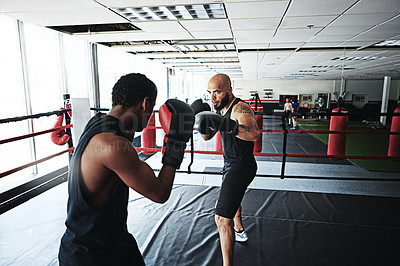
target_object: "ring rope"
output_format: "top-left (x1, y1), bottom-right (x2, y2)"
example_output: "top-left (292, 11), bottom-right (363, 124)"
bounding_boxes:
top-left (0, 125), bottom-right (73, 145)
top-left (151, 169), bottom-right (400, 182)
top-left (0, 147), bottom-right (75, 179)
top-left (134, 147), bottom-right (400, 161)
top-left (258, 129), bottom-right (400, 135)
top-left (141, 126), bottom-right (400, 136)
top-left (0, 109), bottom-right (71, 124)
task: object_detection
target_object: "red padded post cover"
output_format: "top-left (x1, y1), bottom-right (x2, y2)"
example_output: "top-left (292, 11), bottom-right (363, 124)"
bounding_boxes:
top-left (388, 107), bottom-right (400, 158)
top-left (159, 103), bottom-right (172, 135)
top-left (327, 108), bottom-right (348, 160)
top-left (141, 113), bottom-right (156, 155)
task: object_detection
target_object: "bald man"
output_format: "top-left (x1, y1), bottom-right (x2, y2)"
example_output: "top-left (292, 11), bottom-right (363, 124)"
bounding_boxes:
top-left (194, 73), bottom-right (260, 266)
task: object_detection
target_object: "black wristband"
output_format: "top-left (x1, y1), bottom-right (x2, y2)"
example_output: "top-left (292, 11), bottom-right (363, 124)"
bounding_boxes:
top-left (221, 117), bottom-right (239, 135)
top-left (162, 136), bottom-right (187, 169)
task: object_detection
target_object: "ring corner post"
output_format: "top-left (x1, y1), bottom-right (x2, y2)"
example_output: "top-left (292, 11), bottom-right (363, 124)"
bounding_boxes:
top-left (63, 93), bottom-right (74, 160)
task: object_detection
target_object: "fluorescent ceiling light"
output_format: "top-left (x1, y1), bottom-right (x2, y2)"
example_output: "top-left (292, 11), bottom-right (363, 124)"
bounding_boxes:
top-left (113, 4), bottom-right (226, 21)
top-left (374, 40), bottom-right (400, 46)
top-left (331, 56), bottom-right (386, 61)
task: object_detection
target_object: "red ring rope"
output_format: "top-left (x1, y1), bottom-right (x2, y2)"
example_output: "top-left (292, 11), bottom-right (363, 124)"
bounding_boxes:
top-left (140, 126), bottom-right (399, 136)
top-left (134, 147), bottom-right (400, 160)
top-left (0, 147), bottom-right (75, 179)
top-left (0, 125), bottom-right (73, 145)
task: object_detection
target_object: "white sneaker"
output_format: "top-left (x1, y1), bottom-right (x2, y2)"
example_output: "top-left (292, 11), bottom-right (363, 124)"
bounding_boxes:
top-left (234, 230), bottom-right (248, 242)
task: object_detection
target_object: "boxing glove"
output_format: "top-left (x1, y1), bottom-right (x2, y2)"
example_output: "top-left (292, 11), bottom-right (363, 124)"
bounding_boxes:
top-left (194, 111), bottom-right (239, 136)
top-left (50, 109), bottom-right (70, 145)
top-left (190, 99), bottom-right (211, 115)
top-left (159, 99), bottom-right (195, 169)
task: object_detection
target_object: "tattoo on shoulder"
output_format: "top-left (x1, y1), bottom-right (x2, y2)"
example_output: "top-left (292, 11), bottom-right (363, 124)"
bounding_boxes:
top-left (239, 124), bottom-right (251, 132)
top-left (234, 104), bottom-right (252, 114)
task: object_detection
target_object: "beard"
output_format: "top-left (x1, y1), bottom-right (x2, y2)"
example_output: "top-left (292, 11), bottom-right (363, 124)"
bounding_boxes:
top-left (214, 94), bottom-right (230, 111)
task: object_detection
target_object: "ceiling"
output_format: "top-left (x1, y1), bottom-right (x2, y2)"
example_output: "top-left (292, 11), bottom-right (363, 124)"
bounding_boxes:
top-left (1, 0), bottom-right (400, 80)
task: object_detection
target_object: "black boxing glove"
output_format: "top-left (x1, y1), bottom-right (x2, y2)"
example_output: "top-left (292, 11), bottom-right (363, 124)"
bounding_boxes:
top-left (190, 99), bottom-right (211, 115)
top-left (159, 99), bottom-right (195, 169)
top-left (194, 111), bottom-right (239, 137)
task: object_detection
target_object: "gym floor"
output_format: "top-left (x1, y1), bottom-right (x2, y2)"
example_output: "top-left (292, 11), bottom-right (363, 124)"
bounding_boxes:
top-left (1, 118), bottom-right (399, 265)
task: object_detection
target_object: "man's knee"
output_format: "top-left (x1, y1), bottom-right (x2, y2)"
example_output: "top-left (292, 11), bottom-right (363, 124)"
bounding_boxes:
top-left (215, 214), bottom-right (232, 228)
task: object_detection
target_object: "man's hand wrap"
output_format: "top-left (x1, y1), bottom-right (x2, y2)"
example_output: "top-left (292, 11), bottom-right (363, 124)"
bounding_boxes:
top-left (159, 99), bottom-right (195, 169)
top-left (194, 111), bottom-right (239, 137)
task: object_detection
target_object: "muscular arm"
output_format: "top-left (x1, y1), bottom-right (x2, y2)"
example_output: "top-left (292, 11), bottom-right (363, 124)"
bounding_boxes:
top-left (231, 102), bottom-right (261, 142)
top-left (96, 134), bottom-right (176, 204)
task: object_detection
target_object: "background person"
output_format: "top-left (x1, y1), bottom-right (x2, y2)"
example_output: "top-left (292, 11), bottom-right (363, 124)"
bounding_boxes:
top-left (58, 73), bottom-right (194, 265)
top-left (291, 99), bottom-right (299, 130)
top-left (283, 97), bottom-right (293, 127)
top-left (193, 73), bottom-right (260, 266)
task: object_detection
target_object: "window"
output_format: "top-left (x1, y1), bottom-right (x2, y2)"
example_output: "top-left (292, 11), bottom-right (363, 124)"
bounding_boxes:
top-left (0, 15), bottom-right (33, 192)
top-left (22, 21), bottom-right (69, 175)
top-left (62, 33), bottom-right (93, 102)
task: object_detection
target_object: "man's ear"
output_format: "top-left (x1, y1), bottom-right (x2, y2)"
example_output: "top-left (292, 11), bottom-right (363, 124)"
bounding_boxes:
top-left (141, 97), bottom-right (151, 112)
top-left (227, 86), bottom-right (233, 96)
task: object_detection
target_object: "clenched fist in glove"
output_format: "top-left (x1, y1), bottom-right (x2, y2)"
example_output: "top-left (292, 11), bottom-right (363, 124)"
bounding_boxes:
top-left (159, 99), bottom-right (195, 169)
top-left (194, 111), bottom-right (239, 137)
top-left (190, 99), bottom-right (211, 115)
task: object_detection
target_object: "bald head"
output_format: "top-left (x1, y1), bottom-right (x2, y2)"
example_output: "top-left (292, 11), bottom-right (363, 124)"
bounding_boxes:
top-left (208, 73), bottom-right (231, 89)
top-left (207, 73), bottom-right (234, 111)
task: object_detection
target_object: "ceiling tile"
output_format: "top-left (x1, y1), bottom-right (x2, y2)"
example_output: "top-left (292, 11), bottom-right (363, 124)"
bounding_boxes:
top-left (179, 19), bottom-right (230, 31)
top-left (318, 26), bottom-right (372, 36)
top-left (365, 24), bottom-right (400, 35)
top-left (230, 18), bottom-right (280, 31)
top-left (225, 1), bottom-right (289, 19)
top-left (349, 32), bottom-right (398, 42)
top-left (287, 51), bottom-right (326, 58)
top-left (286, 0), bottom-right (359, 16)
top-left (281, 15), bottom-right (338, 29)
top-left (310, 34), bottom-right (357, 43)
top-left (0, 0), bottom-right (99, 12)
top-left (223, 0), bottom-right (269, 2)
top-left (4, 8), bottom-right (125, 26)
top-left (346, 0), bottom-right (400, 14)
top-left (272, 28), bottom-right (321, 43)
top-left (1, 0), bottom-right (399, 80)
top-left (234, 29), bottom-right (275, 44)
top-left (384, 14), bottom-right (400, 25)
top-left (330, 13), bottom-right (399, 27)
top-left (302, 42), bottom-right (343, 48)
top-left (76, 31), bottom-right (193, 42)
top-left (340, 40), bottom-right (379, 47)
top-left (111, 44), bottom-right (176, 53)
top-left (235, 43), bottom-right (270, 50)
top-left (133, 21), bottom-right (186, 32)
top-left (190, 30), bottom-right (232, 39)
top-left (377, 50), bottom-right (400, 57)
top-left (269, 42), bottom-right (305, 48)
top-left (96, 0), bottom-right (219, 8)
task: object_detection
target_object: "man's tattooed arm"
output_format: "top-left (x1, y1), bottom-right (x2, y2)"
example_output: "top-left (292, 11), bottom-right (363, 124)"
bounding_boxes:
top-left (239, 124), bottom-right (251, 132)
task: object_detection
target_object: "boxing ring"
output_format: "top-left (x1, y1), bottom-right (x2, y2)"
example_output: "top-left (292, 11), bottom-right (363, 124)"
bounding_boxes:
top-left (1, 96), bottom-right (400, 265)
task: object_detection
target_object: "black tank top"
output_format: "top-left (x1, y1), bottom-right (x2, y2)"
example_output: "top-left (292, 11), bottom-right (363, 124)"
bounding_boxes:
top-left (218, 98), bottom-right (257, 170)
top-left (59, 115), bottom-right (136, 265)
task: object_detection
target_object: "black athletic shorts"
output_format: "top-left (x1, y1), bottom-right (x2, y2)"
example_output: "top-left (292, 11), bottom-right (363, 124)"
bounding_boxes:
top-left (59, 235), bottom-right (145, 266)
top-left (215, 166), bottom-right (257, 219)
top-left (115, 236), bottom-right (145, 266)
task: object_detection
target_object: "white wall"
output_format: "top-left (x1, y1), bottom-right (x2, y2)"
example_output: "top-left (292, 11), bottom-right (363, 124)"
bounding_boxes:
top-left (342, 79), bottom-right (400, 102)
top-left (233, 79), bottom-right (400, 104)
top-left (233, 79), bottom-right (334, 101)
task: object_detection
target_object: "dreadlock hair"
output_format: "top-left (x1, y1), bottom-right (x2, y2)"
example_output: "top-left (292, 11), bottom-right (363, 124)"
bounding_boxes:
top-left (111, 73), bottom-right (157, 108)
